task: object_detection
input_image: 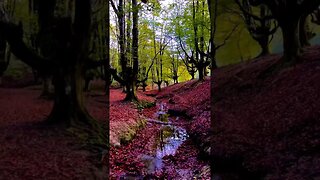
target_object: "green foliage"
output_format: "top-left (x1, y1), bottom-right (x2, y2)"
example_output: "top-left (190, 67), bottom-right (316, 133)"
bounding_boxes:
top-left (3, 56), bottom-right (33, 79)
top-left (215, 14), bottom-right (260, 66)
top-left (119, 118), bottom-right (147, 145)
top-left (159, 113), bottom-right (169, 122)
top-left (135, 100), bottom-right (156, 111)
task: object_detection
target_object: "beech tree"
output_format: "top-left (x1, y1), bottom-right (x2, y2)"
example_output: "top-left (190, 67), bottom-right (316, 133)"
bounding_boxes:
top-left (0, 36), bottom-right (10, 85)
top-left (170, 53), bottom-right (179, 84)
top-left (250, 0), bottom-right (320, 62)
top-left (0, 0), bottom-right (106, 143)
top-left (191, 0), bottom-right (211, 80)
top-left (234, 0), bottom-right (278, 57)
top-left (0, 0), bottom-right (13, 85)
top-left (110, 0), bottom-right (141, 101)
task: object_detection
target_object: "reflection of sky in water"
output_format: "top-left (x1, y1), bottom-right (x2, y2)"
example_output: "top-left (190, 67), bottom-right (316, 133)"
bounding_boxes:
top-left (141, 103), bottom-right (189, 175)
top-left (154, 126), bottom-right (189, 171)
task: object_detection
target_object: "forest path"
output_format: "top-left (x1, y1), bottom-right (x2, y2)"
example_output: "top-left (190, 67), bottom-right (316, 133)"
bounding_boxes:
top-left (0, 86), bottom-right (107, 179)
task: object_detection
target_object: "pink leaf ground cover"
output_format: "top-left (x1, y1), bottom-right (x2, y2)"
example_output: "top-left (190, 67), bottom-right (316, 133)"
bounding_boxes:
top-left (212, 45), bottom-right (320, 179)
top-left (0, 80), bottom-right (107, 179)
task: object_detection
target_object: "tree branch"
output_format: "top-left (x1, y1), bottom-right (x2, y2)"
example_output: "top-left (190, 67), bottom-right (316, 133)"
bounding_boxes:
top-left (0, 21), bottom-right (57, 73)
top-left (215, 24), bottom-right (239, 50)
top-left (109, 66), bottom-right (125, 85)
top-left (235, 0), bottom-right (274, 21)
top-left (109, 0), bottom-right (119, 15)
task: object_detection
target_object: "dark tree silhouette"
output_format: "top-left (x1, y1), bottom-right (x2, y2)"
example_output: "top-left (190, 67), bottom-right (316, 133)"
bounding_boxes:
top-left (177, 43), bottom-right (197, 80)
top-left (170, 53), bottom-right (179, 84)
top-left (192, 0), bottom-right (210, 81)
top-left (0, 0), bottom-right (106, 143)
top-left (109, 0), bottom-right (141, 101)
top-left (250, 0), bottom-right (320, 63)
top-left (0, 35), bottom-right (10, 85)
top-left (234, 0), bottom-right (278, 57)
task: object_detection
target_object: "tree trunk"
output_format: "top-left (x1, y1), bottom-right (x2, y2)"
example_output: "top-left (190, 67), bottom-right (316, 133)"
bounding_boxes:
top-left (47, 0), bottom-right (106, 145)
top-left (173, 78), bottom-right (178, 84)
top-left (299, 14), bottom-right (311, 47)
top-left (48, 67), bottom-right (81, 125)
top-left (84, 77), bottom-right (90, 92)
top-left (157, 82), bottom-right (161, 92)
top-left (41, 76), bottom-right (51, 97)
top-left (32, 69), bottom-right (39, 83)
top-left (142, 84), bottom-right (146, 92)
top-left (126, 0), bottom-right (139, 101)
top-left (198, 65), bottom-right (204, 81)
top-left (208, 0), bottom-right (216, 70)
top-left (141, 81), bottom-right (147, 92)
top-left (281, 19), bottom-right (301, 63)
top-left (257, 36), bottom-right (270, 57)
top-left (124, 80), bottom-right (137, 101)
top-left (48, 62), bottom-right (99, 130)
top-left (0, 35), bottom-right (9, 83)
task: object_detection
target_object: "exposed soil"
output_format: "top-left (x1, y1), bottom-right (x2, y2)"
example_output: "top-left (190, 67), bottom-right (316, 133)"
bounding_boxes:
top-left (212, 45), bottom-right (320, 179)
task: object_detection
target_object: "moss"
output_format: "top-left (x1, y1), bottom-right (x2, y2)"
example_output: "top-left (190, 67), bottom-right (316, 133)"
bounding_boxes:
top-left (67, 119), bottom-right (108, 149)
top-left (119, 118), bottom-right (147, 145)
top-left (4, 58), bottom-right (32, 79)
top-left (135, 100), bottom-right (156, 111)
top-left (159, 113), bottom-right (169, 122)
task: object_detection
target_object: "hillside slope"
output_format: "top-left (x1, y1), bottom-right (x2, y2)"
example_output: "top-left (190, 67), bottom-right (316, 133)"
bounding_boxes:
top-left (155, 78), bottom-right (211, 156)
top-left (213, 45), bottom-right (320, 179)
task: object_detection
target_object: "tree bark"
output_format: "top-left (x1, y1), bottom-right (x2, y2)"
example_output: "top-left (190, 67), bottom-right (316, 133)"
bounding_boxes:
top-left (280, 18), bottom-right (301, 63)
top-left (191, 72), bottom-right (195, 80)
top-left (142, 84), bottom-right (146, 92)
top-left (299, 14), bottom-right (311, 47)
top-left (198, 65), bottom-right (204, 81)
top-left (41, 76), bottom-right (52, 97)
top-left (46, 0), bottom-right (104, 136)
top-left (257, 36), bottom-right (270, 57)
top-left (125, 0), bottom-right (139, 101)
top-left (156, 81), bottom-right (161, 92)
top-left (84, 77), bottom-right (90, 92)
top-left (124, 79), bottom-right (137, 101)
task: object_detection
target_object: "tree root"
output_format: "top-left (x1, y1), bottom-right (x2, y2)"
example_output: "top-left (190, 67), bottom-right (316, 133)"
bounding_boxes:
top-left (258, 56), bottom-right (300, 79)
top-left (44, 109), bottom-right (108, 150)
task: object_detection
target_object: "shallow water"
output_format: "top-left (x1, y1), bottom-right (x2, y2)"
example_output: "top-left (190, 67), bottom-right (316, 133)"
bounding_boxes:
top-left (119, 103), bottom-right (190, 179)
top-left (141, 123), bottom-right (189, 174)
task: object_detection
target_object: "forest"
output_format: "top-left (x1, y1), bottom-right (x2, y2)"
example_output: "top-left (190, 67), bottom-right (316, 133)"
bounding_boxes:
top-left (0, 0), bottom-right (319, 179)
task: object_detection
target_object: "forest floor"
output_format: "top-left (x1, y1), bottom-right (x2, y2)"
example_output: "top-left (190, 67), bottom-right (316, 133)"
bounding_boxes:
top-left (212, 45), bottom-right (320, 179)
top-left (0, 79), bottom-right (107, 179)
top-left (109, 78), bottom-right (211, 179)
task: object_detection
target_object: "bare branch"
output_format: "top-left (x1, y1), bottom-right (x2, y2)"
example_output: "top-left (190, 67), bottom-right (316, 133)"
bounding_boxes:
top-left (109, 0), bottom-right (119, 15)
top-left (234, 0), bottom-right (273, 21)
top-left (0, 21), bottom-right (57, 73)
top-left (215, 24), bottom-right (239, 50)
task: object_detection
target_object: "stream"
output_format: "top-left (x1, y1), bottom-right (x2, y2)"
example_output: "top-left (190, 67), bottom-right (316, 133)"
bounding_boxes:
top-left (139, 120), bottom-right (189, 175)
top-left (117, 102), bottom-right (209, 179)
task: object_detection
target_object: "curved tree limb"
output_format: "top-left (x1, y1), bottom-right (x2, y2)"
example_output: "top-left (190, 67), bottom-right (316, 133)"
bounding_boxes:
top-left (234, 0), bottom-right (274, 21)
top-left (0, 21), bottom-right (58, 73)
